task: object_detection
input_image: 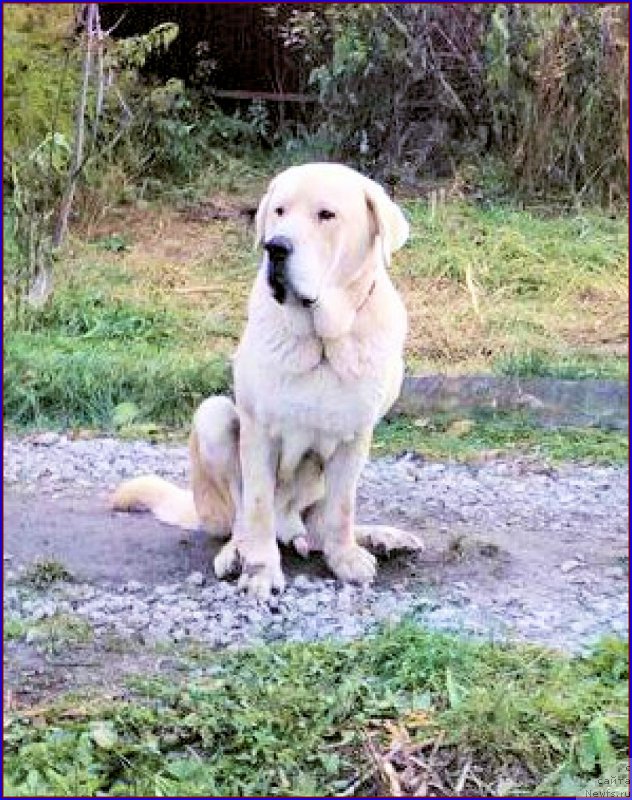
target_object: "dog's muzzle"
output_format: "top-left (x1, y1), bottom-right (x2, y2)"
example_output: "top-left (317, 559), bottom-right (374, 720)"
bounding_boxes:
top-left (264, 237), bottom-right (316, 308)
top-left (264, 236), bottom-right (293, 304)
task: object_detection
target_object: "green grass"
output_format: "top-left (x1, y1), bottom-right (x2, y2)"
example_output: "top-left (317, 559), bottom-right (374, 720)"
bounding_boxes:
top-left (4, 616), bottom-right (28, 641)
top-left (4, 328), bottom-right (230, 431)
top-left (493, 349), bottom-right (628, 381)
top-left (402, 202), bottom-right (627, 287)
top-left (396, 201), bottom-right (627, 372)
top-left (3, 625), bottom-right (628, 796)
top-left (3, 196), bottom-right (627, 438)
top-left (4, 612), bottom-right (93, 653)
top-left (4, 287), bottom-right (627, 461)
top-left (374, 414), bottom-right (629, 464)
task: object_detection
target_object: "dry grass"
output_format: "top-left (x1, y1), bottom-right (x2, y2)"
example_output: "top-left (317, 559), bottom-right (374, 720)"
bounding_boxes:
top-left (70, 205), bottom-right (255, 359)
top-left (394, 201), bottom-right (628, 374)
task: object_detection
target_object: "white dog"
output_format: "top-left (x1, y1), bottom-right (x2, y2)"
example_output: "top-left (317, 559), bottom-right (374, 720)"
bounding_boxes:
top-left (112, 163), bottom-right (422, 599)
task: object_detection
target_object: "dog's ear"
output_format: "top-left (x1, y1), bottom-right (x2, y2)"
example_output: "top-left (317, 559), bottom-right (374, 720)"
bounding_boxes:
top-left (363, 178), bottom-right (409, 266)
top-left (254, 177), bottom-right (278, 248)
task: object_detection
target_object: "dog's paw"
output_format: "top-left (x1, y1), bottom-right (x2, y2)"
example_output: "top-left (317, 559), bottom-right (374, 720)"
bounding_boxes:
top-left (215, 538), bottom-right (285, 601)
top-left (276, 513), bottom-right (307, 547)
top-left (213, 538), bottom-right (240, 579)
top-left (355, 525), bottom-right (424, 555)
top-left (326, 544), bottom-right (376, 585)
top-left (292, 531), bottom-right (322, 558)
top-left (237, 560), bottom-right (285, 601)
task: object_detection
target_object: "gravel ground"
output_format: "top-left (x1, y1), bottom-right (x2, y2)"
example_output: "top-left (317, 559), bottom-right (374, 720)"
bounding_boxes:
top-left (4, 433), bottom-right (629, 664)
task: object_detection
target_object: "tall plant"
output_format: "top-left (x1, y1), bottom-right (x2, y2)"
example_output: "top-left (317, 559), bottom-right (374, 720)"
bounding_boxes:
top-left (283, 3), bottom-right (628, 205)
top-left (4, 4), bottom-right (178, 311)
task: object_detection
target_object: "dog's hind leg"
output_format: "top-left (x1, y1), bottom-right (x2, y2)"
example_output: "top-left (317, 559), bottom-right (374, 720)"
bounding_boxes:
top-left (190, 396), bottom-right (241, 539)
top-left (276, 453), bottom-right (325, 556)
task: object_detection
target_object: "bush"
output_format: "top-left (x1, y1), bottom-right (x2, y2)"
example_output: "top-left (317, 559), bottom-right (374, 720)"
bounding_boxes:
top-left (285, 4), bottom-right (628, 205)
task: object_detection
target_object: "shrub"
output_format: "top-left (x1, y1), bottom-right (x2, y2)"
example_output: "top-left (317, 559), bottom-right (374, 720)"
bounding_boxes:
top-left (284, 4), bottom-right (628, 205)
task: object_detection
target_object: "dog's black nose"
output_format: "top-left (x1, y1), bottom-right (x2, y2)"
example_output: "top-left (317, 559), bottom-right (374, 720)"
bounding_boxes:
top-left (264, 236), bottom-right (293, 263)
top-left (265, 236), bottom-right (292, 304)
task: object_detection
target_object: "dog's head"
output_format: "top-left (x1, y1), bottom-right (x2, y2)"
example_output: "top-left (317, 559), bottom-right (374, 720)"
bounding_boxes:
top-left (255, 163), bottom-right (408, 337)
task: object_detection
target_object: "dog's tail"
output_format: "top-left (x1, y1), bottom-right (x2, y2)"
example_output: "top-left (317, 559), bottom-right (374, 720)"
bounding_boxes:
top-left (110, 475), bottom-right (200, 531)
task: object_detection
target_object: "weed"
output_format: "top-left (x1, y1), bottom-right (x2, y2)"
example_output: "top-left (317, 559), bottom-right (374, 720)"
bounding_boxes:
top-left (4, 612), bottom-right (93, 655)
top-left (91, 234), bottom-right (130, 253)
top-left (4, 617), bottom-right (27, 641)
top-left (3, 625), bottom-right (628, 796)
top-left (30, 614), bottom-right (94, 655)
top-left (22, 559), bottom-right (73, 589)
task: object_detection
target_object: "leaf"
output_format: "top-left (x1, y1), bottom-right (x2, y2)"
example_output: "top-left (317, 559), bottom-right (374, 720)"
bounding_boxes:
top-left (577, 733), bottom-right (597, 773)
top-left (410, 690), bottom-right (433, 711)
top-left (118, 423), bottom-right (167, 442)
top-left (447, 419), bottom-right (475, 437)
top-left (319, 752), bottom-right (341, 774)
top-left (91, 720), bottom-right (118, 749)
top-left (97, 234), bottom-right (129, 253)
top-left (557, 772), bottom-right (589, 796)
top-left (587, 717), bottom-right (617, 769)
top-left (112, 401), bottom-right (140, 428)
top-left (445, 667), bottom-right (464, 709)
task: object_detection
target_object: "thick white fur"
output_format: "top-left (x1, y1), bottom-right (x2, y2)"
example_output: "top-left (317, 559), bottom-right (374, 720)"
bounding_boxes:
top-left (111, 163), bottom-right (422, 599)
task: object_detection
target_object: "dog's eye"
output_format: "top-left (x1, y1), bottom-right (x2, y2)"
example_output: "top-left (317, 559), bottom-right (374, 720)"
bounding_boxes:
top-left (318, 209), bottom-right (336, 222)
top-left (275, 207), bottom-right (284, 217)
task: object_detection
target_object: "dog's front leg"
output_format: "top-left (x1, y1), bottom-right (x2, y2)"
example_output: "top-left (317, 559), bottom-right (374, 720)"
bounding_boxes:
top-left (215, 411), bottom-right (284, 600)
top-left (306, 430), bottom-right (377, 584)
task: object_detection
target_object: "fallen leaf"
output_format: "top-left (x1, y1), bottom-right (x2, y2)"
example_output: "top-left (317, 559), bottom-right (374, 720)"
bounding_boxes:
top-left (91, 720), bottom-right (118, 749)
top-left (446, 419), bottom-right (475, 437)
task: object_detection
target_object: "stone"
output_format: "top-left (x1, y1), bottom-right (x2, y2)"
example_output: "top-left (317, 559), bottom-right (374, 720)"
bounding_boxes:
top-left (186, 571), bottom-right (206, 587)
top-left (30, 432), bottom-right (60, 447)
top-left (560, 559), bottom-right (582, 573)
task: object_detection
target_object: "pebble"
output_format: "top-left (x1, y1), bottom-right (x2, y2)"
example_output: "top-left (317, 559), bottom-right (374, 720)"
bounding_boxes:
top-left (604, 566), bottom-right (625, 580)
top-left (29, 432), bottom-right (60, 447)
top-left (3, 434), bottom-right (629, 654)
top-left (186, 571), bottom-right (206, 587)
top-left (293, 575), bottom-right (313, 591)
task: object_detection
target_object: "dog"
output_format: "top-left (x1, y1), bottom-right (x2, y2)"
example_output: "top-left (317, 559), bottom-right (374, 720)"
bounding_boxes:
top-left (111, 163), bottom-right (422, 600)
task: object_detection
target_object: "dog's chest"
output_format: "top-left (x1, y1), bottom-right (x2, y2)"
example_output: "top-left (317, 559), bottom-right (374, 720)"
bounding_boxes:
top-left (250, 353), bottom-right (388, 439)
top-left (235, 303), bottom-right (403, 438)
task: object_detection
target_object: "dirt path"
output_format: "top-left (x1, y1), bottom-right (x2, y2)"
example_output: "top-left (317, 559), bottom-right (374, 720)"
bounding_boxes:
top-left (4, 434), bottom-right (629, 704)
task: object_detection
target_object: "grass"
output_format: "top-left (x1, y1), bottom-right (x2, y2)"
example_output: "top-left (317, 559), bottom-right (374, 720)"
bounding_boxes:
top-left (4, 328), bottom-right (230, 431)
top-left (22, 559), bottom-right (74, 589)
top-left (4, 612), bottom-right (93, 653)
top-left (3, 193), bottom-right (628, 441)
top-left (3, 624), bottom-right (628, 796)
top-left (4, 616), bottom-right (28, 641)
top-left (397, 202), bottom-right (628, 374)
top-left (373, 414), bottom-right (629, 464)
top-left (493, 349), bottom-right (628, 380)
